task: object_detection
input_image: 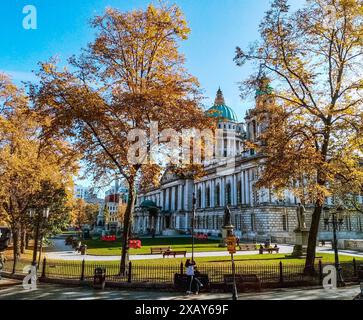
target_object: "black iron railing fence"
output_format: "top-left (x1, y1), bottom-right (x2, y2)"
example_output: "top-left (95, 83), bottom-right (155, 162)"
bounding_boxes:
top-left (1, 257), bottom-right (361, 287)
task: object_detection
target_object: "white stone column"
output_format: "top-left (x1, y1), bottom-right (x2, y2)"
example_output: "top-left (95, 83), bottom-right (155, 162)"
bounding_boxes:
top-left (221, 177), bottom-right (225, 207)
top-left (166, 188), bottom-right (170, 211)
top-left (245, 170), bottom-right (249, 205)
top-left (177, 185), bottom-right (181, 210)
top-left (241, 171), bottom-right (245, 204)
top-left (201, 182), bottom-right (205, 208)
top-left (249, 169), bottom-right (254, 205)
top-left (156, 216), bottom-right (159, 232)
top-left (211, 180), bottom-right (215, 208)
top-left (160, 191), bottom-right (164, 210)
top-left (171, 187), bottom-right (175, 211)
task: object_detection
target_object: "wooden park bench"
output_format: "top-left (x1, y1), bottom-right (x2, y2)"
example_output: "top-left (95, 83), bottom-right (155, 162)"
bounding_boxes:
top-left (163, 250), bottom-right (187, 258)
top-left (150, 247), bottom-right (171, 255)
top-left (224, 274), bottom-right (261, 292)
top-left (239, 244), bottom-right (257, 251)
top-left (259, 247), bottom-right (280, 254)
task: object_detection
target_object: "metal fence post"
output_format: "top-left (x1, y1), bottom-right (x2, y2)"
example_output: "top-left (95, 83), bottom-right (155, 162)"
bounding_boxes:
top-left (128, 261), bottom-right (132, 283)
top-left (41, 257), bottom-right (46, 279)
top-left (353, 258), bottom-right (357, 277)
top-left (80, 259), bottom-right (85, 281)
top-left (279, 261), bottom-right (284, 285)
top-left (318, 260), bottom-right (323, 285)
top-left (180, 262), bottom-right (183, 275)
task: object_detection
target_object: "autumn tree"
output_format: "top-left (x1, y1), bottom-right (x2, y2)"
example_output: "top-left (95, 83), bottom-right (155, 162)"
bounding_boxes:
top-left (71, 199), bottom-right (87, 230)
top-left (0, 73), bottom-right (78, 270)
top-left (235, 0), bottom-right (363, 273)
top-left (71, 199), bottom-right (99, 229)
top-left (31, 4), bottom-right (212, 273)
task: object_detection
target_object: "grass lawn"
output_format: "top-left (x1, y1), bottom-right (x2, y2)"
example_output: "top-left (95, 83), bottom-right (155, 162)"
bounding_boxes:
top-left (83, 237), bottom-right (227, 256)
top-left (132, 252), bottom-right (363, 266)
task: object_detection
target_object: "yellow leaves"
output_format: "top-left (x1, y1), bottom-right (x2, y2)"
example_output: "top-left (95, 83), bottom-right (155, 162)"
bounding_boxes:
top-left (0, 75), bottom-right (79, 225)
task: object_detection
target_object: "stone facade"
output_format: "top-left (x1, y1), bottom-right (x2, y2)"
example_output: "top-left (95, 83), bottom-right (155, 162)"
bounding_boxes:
top-left (134, 87), bottom-right (363, 243)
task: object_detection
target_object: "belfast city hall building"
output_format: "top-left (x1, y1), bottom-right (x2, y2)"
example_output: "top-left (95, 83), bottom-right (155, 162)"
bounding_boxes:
top-left (134, 83), bottom-right (363, 243)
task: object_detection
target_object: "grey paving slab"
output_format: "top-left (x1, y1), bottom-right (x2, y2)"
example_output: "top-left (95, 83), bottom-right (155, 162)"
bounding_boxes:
top-left (0, 283), bottom-right (360, 300)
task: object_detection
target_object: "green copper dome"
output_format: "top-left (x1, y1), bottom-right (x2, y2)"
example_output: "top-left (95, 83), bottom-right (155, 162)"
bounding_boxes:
top-left (255, 76), bottom-right (273, 96)
top-left (206, 88), bottom-right (238, 122)
top-left (255, 85), bottom-right (273, 96)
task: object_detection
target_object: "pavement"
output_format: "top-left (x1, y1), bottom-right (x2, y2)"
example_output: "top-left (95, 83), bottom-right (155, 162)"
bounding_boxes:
top-left (0, 282), bottom-right (361, 300)
top-left (0, 278), bottom-right (21, 289)
top-left (44, 239), bottom-right (363, 261)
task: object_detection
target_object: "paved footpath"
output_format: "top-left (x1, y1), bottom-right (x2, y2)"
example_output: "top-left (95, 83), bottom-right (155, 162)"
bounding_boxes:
top-left (45, 239), bottom-right (363, 261)
top-left (0, 282), bottom-right (361, 300)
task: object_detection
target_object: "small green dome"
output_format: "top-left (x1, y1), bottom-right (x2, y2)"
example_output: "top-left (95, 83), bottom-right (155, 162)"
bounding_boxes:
top-left (255, 76), bottom-right (273, 96)
top-left (255, 85), bottom-right (273, 96)
top-left (140, 200), bottom-right (158, 209)
top-left (206, 88), bottom-right (238, 122)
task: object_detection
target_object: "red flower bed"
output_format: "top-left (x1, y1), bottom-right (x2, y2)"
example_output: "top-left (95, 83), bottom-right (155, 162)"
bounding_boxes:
top-left (101, 235), bottom-right (117, 242)
top-left (129, 240), bottom-right (142, 249)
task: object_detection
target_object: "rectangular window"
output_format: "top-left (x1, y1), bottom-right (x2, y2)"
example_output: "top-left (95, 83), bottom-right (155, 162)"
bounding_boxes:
top-left (282, 215), bottom-right (288, 231)
top-left (251, 214), bottom-right (256, 232)
top-left (181, 185), bottom-right (184, 211)
top-left (237, 181), bottom-right (241, 204)
top-left (175, 187), bottom-right (178, 211)
top-left (168, 189), bottom-right (172, 211)
top-left (345, 216), bottom-right (352, 231)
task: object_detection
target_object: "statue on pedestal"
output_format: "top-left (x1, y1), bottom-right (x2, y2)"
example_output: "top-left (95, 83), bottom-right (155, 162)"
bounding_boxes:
top-left (223, 206), bottom-right (232, 227)
top-left (219, 206), bottom-right (234, 247)
top-left (295, 203), bottom-right (307, 231)
top-left (292, 203), bottom-right (309, 257)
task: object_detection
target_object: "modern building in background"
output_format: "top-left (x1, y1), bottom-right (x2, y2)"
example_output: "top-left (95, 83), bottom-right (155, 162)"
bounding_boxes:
top-left (74, 185), bottom-right (90, 200)
top-left (96, 180), bottom-right (129, 234)
top-left (135, 81), bottom-right (363, 242)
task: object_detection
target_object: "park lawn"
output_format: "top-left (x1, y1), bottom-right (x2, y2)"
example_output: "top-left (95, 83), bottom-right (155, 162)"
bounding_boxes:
top-left (132, 252), bottom-right (363, 266)
top-left (83, 237), bottom-right (227, 256)
top-left (37, 252), bottom-right (363, 280)
top-left (7, 253), bottom-right (361, 280)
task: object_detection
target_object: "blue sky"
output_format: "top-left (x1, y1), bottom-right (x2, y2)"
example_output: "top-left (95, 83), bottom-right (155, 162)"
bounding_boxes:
top-left (0, 0), bottom-right (304, 191)
top-left (1, 0), bottom-right (304, 116)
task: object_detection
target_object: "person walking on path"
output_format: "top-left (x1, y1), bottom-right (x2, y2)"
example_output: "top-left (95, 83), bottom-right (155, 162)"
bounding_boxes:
top-left (236, 236), bottom-right (242, 251)
top-left (185, 259), bottom-right (200, 295)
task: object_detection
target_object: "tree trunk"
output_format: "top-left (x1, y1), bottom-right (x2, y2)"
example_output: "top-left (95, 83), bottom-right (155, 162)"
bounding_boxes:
top-left (20, 223), bottom-right (25, 254)
top-left (119, 185), bottom-right (135, 275)
top-left (25, 232), bottom-right (30, 249)
top-left (304, 201), bottom-right (323, 275)
top-left (12, 227), bottom-right (20, 274)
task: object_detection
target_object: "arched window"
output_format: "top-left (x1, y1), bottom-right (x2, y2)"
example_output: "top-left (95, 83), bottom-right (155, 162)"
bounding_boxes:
top-left (226, 182), bottom-right (232, 205)
top-left (206, 186), bottom-right (211, 208)
top-left (215, 184), bottom-right (220, 207)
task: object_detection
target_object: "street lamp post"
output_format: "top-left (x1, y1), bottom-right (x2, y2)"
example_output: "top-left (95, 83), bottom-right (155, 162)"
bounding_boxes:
top-left (29, 208), bottom-right (50, 267)
top-left (323, 206), bottom-right (345, 287)
top-left (223, 206), bottom-right (238, 301)
top-left (191, 193), bottom-right (196, 262)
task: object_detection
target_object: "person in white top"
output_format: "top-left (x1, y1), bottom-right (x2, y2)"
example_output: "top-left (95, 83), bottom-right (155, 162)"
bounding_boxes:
top-left (185, 259), bottom-right (201, 295)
